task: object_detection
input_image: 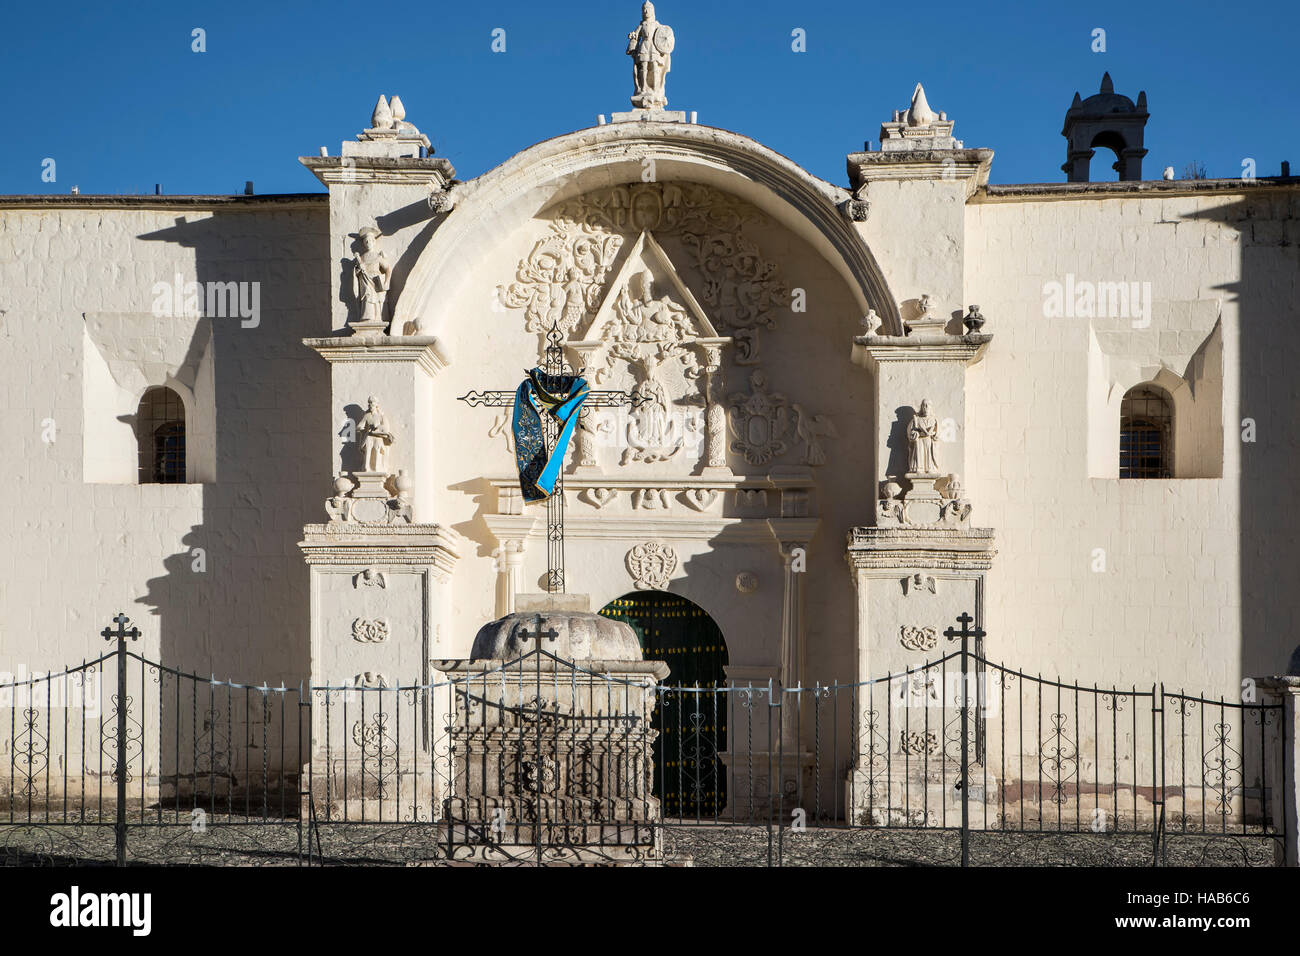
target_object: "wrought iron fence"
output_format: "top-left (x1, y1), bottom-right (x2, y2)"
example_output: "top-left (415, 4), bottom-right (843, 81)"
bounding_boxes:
top-left (0, 614), bottom-right (1287, 867)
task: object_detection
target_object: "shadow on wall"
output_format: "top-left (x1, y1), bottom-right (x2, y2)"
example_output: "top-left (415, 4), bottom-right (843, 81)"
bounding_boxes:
top-left (133, 210), bottom-right (332, 685)
top-left (1183, 185), bottom-right (1300, 680)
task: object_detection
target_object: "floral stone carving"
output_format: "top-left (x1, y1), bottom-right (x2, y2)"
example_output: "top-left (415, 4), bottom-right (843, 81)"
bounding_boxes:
top-left (899, 625), bottom-right (938, 651)
top-left (352, 618), bottom-right (389, 644)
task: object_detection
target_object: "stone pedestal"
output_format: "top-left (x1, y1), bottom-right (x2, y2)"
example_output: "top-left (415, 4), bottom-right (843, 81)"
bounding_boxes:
top-left (432, 606), bottom-right (670, 864)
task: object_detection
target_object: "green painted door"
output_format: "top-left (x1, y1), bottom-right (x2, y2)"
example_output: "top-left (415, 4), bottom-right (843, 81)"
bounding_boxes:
top-left (598, 592), bottom-right (728, 818)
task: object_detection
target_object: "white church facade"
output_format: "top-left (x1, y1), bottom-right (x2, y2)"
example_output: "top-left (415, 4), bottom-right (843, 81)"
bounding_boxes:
top-left (3, 10), bottom-right (1299, 837)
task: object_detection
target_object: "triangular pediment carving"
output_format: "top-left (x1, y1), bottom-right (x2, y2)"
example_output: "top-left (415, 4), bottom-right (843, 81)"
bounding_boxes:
top-left (574, 230), bottom-right (721, 355)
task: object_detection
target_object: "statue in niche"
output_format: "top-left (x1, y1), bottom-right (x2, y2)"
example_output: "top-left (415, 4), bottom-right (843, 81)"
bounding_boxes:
top-left (626, 1), bottom-right (674, 109)
top-left (357, 396), bottom-right (395, 473)
top-left (351, 226), bottom-right (391, 328)
top-left (907, 399), bottom-right (940, 475)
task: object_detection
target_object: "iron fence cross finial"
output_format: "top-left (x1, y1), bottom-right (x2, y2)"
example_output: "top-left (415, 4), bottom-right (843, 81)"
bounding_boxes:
top-left (943, 611), bottom-right (985, 644)
top-left (101, 612), bottom-right (140, 643)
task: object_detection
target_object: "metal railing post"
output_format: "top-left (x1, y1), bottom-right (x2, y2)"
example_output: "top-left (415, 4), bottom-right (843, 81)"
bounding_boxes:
top-left (101, 612), bottom-right (140, 867)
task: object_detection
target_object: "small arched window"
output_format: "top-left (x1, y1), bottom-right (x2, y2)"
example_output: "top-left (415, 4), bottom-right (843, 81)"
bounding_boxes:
top-left (1120, 385), bottom-right (1172, 478)
top-left (136, 387), bottom-right (186, 484)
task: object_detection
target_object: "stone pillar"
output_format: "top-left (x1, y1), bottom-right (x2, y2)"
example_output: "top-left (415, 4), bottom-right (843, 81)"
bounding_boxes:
top-left (484, 514), bottom-right (539, 619)
top-left (699, 339), bottom-right (730, 475)
top-left (844, 324), bottom-right (995, 825)
top-left (1256, 677), bottom-right (1300, 866)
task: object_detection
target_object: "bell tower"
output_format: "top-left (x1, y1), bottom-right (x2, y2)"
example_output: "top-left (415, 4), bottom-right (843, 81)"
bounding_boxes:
top-left (1061, 72), bottom-right (1149, 182)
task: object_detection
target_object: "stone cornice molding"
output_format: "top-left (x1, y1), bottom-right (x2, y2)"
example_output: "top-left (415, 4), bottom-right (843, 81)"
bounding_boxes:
top-left (852, 331), bottom-right (992, 367)
top-left (300, 523), bottom-right (462, 575)
top-left (846, 148), bottom-right (994, 200)
top-left (304, 335), bottom-right (450, 374)
top-left (845, 526), bottom-right (997, 572)
top-left (487, 473), bottom-right (813, 493)
top-left (500, 515), bottom-right (787, 544)
top-left (300, 155), bottom-right (456, 188)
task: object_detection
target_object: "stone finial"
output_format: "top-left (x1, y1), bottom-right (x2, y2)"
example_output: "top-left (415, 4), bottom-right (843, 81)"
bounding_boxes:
top-left (371, 95), bottom-right (393, 130)
top-left (907, 84), bottom-right (936, 127)
top-left (345, 94), bottom-right (431, 158)
top-left (1099, 71), bottom-right (1114, 94)
top-left (879, 83), bottom-right (961, 151)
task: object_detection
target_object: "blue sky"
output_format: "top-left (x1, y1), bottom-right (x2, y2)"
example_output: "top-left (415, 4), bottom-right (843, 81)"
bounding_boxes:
top-left (1, 0), bottom-right (1295, 195)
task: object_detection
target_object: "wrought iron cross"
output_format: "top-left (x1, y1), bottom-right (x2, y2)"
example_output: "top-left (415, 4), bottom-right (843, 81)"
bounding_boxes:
top-left (101, 612), bottom-right (140, 644)
top-left (459, 323), bottom-right (637, 593)
top-left (943, 612), bottom-right (986, 645)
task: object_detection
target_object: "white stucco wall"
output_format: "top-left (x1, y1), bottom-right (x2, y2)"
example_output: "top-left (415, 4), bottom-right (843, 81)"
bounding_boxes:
top-left (0, 200), bottom-right (330, 684)
top-left (965, 188), bottom-right (1300, 694)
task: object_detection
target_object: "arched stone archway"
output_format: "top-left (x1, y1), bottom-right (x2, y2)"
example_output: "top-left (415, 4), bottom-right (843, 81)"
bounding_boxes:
top-left (393, 122), bottom-right (901, 338)
top-left (598, 590), bottom-right (728, 817)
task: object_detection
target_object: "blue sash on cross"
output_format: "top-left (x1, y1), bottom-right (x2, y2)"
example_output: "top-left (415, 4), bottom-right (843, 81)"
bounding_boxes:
top-left (512, 367), bottom-right (590, 503)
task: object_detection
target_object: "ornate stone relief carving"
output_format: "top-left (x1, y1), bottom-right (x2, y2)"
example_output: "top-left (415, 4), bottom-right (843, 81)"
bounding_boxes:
top-left (684, 488), bottom-right (719, 511)
top-left (899, 625), bottom-right (938, 651)
top-left (793, 403), bottom-right (837, 467)
top-left (727, 371), bottom-right (790, 466)
top-left (939, 473), bottom-right (972, 525)
top-left (736, 571), bottom-right (759, 593)
top-left (352, 618), bottom-right (390, 644)
top-left (352, 672), bottom-right (391, 688)
top-left (544, 183), bottom-right (791, 335)
top-left (734, 328), bottom-right (760, 365)
top-left (626, 541), bottom-right (677, 590)
top-left (903, 572), bottom-right (937, 595)
top-left (325, 470), bottom-right (413, 526)
top-left (580, 487), bottom-right (618, 509)
top-left (736, 489), bottom-right (768, 509)
top-left (878, 480), bottom-right (908, 525)
top-left (900, 731), bottom-right (939, 755)
top-left (633, 488), bottom-right (672, 510)
top-left (498, 231), bottom-right (625, 335)
top-left (353, 568), bottom-right (387, 589)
